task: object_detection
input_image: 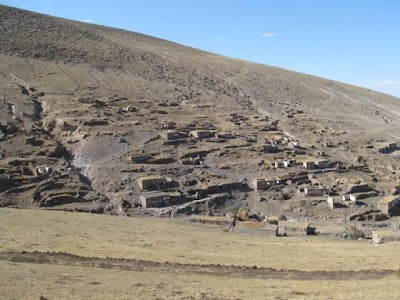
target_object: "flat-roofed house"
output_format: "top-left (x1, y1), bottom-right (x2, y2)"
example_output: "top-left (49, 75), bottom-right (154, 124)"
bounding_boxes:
top-left (377, 195), bottom-right (400, 216)
top-left (315, 160), bottom-right (330, 169)
top-left (189, 130), bottom-right (213, 139)
top-left (137, 176), bottom-right (167, 191)
top-left (303, 161), bottom-right (315, 170)
top-left (304, 186), bottom-right (329, 197)
top-left (278, 221), bottom-right (312, 236)
top-left (375, 142), bottom-right (397, 154)
top-left (283, 160), bottom-right (293, 168)
top-left (161, 130), bottom-right (181, 141)
top-left (253, 178), bottom-right (283, 191)
top-left (140, 191), bottom-right (181, 208)
top-left (388, 142), bottom-right (397, 151)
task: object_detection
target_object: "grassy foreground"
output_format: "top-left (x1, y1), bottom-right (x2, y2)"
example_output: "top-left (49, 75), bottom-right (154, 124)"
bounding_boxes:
top-left (1, 260), bottom-right (400, 300)
top-left (1, 208), bottom-right (400, 299)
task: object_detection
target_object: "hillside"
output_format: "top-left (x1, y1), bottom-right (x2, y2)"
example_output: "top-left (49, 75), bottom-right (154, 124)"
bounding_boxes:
top-left (1, 5), bottom-right (400, 229)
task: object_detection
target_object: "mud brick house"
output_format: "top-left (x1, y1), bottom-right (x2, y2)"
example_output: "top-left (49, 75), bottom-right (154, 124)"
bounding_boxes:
top-left (137, 176), bottom-right (167, 191)
top-left (304, 186), bottom-right (329, 197)
top-left (302, 161), bottom-right (315, 170)
top-left (189, 130), bottom-right (213, 139)
top-left (253, 178), bottom-right (283, 191)
top-left (283, 160), bottom-right (294, 167)
top-left (315, 160), bottom-right (330, 169)
top-left (279, 221), bottom-right (312, 236)
top-left (375, 142), bottom-right (397, 154)
top-left (140, 191), bottom-right (181, 208)
top-left (377, 195), bottom-right (400, 216)
top-left (161, 130), bottom-right (181, 141)
top-left (274, 160), bottom-right (293, 168)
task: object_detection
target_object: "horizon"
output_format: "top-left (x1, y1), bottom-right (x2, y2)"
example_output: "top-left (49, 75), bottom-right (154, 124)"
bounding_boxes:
top-left (1, 0), bottom-right (399, 98)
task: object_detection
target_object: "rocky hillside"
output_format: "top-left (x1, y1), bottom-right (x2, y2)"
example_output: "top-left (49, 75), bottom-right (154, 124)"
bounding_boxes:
top-left (1, 5), bottom-right (400, 223)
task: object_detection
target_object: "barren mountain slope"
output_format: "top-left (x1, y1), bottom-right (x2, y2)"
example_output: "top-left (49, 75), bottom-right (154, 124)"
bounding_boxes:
top-left (1, 5), bottom-right (400, 222)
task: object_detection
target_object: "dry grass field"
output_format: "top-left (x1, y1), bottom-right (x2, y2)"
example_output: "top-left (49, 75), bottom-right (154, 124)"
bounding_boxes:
top-left (2, 260), bottom-right (400, 300)
top-left (1, 208), bottom-right (400, 299)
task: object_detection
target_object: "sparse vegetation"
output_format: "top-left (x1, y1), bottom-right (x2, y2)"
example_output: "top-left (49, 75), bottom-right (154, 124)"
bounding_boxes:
top-left (2, 4), bottom-right (400, 299)
top-left (1, 208), bottom-right (400, 299)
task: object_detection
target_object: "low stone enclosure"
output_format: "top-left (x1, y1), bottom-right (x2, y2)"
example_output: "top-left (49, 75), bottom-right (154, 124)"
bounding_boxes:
top-left (189, 214), bottom-right (314, 237)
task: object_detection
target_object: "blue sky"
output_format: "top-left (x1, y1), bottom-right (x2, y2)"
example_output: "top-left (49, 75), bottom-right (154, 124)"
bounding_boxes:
top-left (1, 0), bottom-right (400, 97)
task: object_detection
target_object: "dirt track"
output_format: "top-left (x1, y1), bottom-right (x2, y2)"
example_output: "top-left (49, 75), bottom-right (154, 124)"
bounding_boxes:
top-left (1, 251), bottom-right (399, 280)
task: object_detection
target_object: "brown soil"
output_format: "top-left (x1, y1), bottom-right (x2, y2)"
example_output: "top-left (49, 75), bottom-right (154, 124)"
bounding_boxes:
top-left (1, 251), bottom-right (398, 281)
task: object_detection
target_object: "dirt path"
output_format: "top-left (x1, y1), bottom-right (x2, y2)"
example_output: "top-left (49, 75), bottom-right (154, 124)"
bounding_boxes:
top-left (1, 251), bottom-right (399, 281)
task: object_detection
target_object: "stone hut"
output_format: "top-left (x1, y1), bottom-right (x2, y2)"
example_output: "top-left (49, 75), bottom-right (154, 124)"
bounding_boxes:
top-left (304, 186), bottom-right (329, 197)
top-left (377, 195), bottom-right (400, 216)
top-left (137, 176), bottom-right (167, 191)
top-left (315, 160), bottom-right (330, 169)
top-left (253, 178), bottom-right (283, 191)
top-left (303, 161), bottom-right (315, 170)
top-left (283, 160), bottom-right (294, 168)
top-left (278, 221), bottom-right (312, 236)
top-left (342, 194), bottom-right (357, 203)
top-left (189, 130), bottom-right (213, 139)
top-left (375, 142), bottom-right (397, 154)
top-left (161, 130), bottom-right (181, 141)
top-left (140, 191), bottom-right (181, 208)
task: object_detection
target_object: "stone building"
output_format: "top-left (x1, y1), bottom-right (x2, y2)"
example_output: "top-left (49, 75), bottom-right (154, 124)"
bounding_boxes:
top-left (375, 142), bottom-right (397, 154)
top-left (315, 160), bottom-right (330, 169)
top-left (189, 130), bottom-right (213, 139)
top-left (377, 195), bottom-right (400, 216)
top-left (302, 161), bottom-right (315, 170)
top-left (304, 186), bottom-right (329, 197)
top-left (278, 221), bottom-right (312, 236)
top-left (140, 191), bottom-right (181, 208)
top-left (253, 178), bottom-right (283, 191)
top-left (137, 176), bottom-right (167, 191)
top-left (161, 130), bottom-right (181, 140)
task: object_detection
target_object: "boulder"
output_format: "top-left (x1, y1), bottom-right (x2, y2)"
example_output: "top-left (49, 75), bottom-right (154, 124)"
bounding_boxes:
top-left (237, 207), bottom-right (249, 221)
top-left (347, 226), bottom-right (365, 239)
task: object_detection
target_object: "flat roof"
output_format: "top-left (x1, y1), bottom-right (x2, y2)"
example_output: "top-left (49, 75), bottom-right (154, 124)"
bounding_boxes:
top-left (305, 186), bottom-right (328, 190)
top-left (190, 129), bottom-right (211, 133)
top-left (378, 195), bottom-right (400, 204)
top-left (140, 191), bottom-right (181, 199)
top-left (138, 176), bottom-right (166, 180)
top-left (279, 221), bottom-right (310, 228)
top-left (375, 142), bottom-right (396, 148)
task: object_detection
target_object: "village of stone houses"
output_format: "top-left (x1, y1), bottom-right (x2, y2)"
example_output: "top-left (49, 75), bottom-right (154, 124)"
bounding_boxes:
top-left (4, 5), bottom-right (400, 299)
top-left (3, 81), bottom-right (400, 245)
top-left (2, 4), bottom-right (400, 256)
top-left (103, 112), bottom-right (400, 244)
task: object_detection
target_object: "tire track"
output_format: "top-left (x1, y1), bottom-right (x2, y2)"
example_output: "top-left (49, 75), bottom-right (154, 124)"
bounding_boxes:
top-left (1, 251), bottom-right (399, 281)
